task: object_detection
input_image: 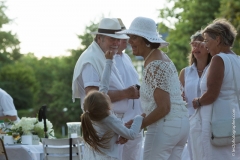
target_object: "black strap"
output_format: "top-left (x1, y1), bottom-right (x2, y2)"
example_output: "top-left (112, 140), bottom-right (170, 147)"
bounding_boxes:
top-left (69, 138), bottom-right (72, 160)
top-left (98, 28), bottom-right (121, 34)
top-left (38, 105), bottom-right (48, 138)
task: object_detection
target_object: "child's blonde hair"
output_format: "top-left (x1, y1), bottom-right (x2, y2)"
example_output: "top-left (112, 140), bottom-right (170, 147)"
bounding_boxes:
top-left (81, 90), bottom-right (113, 153)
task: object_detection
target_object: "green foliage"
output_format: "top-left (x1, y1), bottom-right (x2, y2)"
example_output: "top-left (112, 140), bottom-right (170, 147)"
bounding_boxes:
top-left (32, 126), bottom-right (45, 138)
top-left (14, 21), bottom-right (99, 137)
top-left (16, 54), bottom-right (81, 137)
top-left (77, 21), bottom-right (98, 50)
top-left (158, 0), bottom-right (221, 71)
top-left (3, 119), bottom-right (23, 136)
top-left (0, 3), bottom-right (9, 28)
top-left (0, 3), bottom-right (22, 67)
top-left (46, 56), bottom-right (82, 136)
top-left (217, 0), bottom-right (240, 53)
top-left (0, 62), bottom-right (38, 110)
top-left (2, 0), bottom-right (239, 138)
top-left (0, 3), bottom-right (100, 137)
top-left (1, 0), bottom-right (239, 138)
top-left (17, 109), bottom-right (35, 118)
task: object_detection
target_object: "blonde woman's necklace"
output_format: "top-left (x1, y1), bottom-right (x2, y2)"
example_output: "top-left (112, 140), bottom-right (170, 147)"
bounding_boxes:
top-left (144, 49), bottom-right (155, 61)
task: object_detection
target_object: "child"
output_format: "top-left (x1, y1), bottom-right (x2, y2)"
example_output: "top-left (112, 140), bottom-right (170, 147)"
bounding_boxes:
top-left (81, 50), bottom-right (144, 160)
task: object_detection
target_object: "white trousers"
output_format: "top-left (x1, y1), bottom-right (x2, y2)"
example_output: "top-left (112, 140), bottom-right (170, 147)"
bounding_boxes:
top-left (118, 130), bottom-right (143, 160)
top-left (144, 117), bottom-right (189, 160)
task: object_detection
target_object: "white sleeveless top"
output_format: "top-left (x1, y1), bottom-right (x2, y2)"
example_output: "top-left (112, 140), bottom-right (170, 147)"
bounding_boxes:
top-left (184, 64), bottom-right (209, 116)
top-left (140, 60), bottom-right (188, 120)
top-left (200, 53), bottom-right (240, 121)
top-left (196, 53), bottom-right (240, 159)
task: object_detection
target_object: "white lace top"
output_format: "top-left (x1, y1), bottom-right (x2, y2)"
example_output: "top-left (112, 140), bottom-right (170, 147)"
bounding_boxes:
top-left (140, 60), bottom-right (188, 120)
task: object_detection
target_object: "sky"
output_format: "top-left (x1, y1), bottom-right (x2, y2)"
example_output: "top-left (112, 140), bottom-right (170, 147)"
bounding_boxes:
top-left (3, 0), bottom-right (169, 58)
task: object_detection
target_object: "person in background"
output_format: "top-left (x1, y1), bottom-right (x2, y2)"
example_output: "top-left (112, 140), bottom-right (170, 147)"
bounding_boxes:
top-left (179, 31), bottom-right (211, 160)
top-left (179, 31), bottom-right (212, 117)
top-left (0, 88), bottom-right (20, 128)
top-left (81, 48), bottom-right (144, 160)
top-left (114, 18), bottom-right (143, 160)
top-left (191, 18), bottom-right (240, 159)
top-left (117, 16), bottom-right (189, 160)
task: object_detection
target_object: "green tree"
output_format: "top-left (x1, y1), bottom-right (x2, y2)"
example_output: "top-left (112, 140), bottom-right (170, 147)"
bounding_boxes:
top-left (16, 53), bottom-right (77, 137)
top-left (37, 21), bottom-right (99, 137)
top-left (0, 62), bottom-right (38, 110)
top-left (217, 0), bottom-right (240, 54)
top-left (0, 2), bottom-right (22, 67)
top-left (77, 21), bottom-right (98, 51)
top-left (47, 56), bottom-right (81, 137)
top-left (0, 2), bottom-right (32, 112)
top-left (158, 0), bottom-right (220, 71)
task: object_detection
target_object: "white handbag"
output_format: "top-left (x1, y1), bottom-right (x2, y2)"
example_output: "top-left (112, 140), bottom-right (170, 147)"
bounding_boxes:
top-left (210, 55), bottom-right (240, 146)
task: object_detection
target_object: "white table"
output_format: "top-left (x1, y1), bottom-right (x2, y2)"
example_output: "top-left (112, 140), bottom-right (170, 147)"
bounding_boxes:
top-left (0, 144), bottom-right (43, 160)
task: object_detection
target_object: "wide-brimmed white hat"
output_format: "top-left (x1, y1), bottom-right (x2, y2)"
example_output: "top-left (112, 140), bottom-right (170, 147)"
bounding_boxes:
top-left (91, 18), bottom-right (129, 39)
top-left (116, 17), bottom-right (169, 47)
top-left (112, 18), bottom-right (126, 30)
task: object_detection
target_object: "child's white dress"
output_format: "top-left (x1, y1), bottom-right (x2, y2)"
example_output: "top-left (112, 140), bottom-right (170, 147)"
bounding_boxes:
top-left (82, 59), bottom-right (143, 160)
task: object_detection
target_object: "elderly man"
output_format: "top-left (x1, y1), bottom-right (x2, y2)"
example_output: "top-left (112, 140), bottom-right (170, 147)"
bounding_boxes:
top-left (113, 18), bottom-right (143, 160)
top-left (0, 88), bottom-right (20, 128)
top-left (72, 18), bottom-right (140, 159)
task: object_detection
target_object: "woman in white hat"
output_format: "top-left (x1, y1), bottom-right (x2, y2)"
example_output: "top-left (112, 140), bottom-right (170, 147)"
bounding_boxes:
top-left (117, 17), bottom-right (189, 160)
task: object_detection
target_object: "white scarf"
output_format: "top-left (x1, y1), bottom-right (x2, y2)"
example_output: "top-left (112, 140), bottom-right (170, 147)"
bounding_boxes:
top-left (72, 41), bottom-right (124, 102)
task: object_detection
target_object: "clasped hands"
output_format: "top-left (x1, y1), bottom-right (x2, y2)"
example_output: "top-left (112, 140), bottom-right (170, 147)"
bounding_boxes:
top-left (116, 113), bottom-right (146, 144)
top-left (192, 98), bottom-right (201, 109)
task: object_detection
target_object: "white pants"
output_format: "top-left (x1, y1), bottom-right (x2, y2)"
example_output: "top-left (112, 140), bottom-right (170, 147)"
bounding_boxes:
top-left (144, 117), bottom-right (189, 160)
top-left (116, 113), bottom-right (143, 160)
top-left (120, 131), bottom-right (143, 160)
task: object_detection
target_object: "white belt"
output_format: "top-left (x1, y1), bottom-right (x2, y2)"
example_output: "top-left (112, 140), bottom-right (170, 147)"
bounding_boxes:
top-left (114, 113), bottom-right (124, 120)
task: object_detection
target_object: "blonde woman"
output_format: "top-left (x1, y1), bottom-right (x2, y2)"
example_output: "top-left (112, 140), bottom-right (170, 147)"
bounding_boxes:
top-left (191, 18), bottom-right (240, 159)
top-left (179, 31), bottom-right (211, 160)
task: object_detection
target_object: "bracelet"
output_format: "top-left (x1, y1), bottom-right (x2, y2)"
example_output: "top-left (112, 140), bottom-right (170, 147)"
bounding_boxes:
top-left (196, 98), bottom-right (202, 107)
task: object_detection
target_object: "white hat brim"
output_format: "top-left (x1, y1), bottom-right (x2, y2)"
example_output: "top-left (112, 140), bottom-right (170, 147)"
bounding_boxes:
top-left (117, 30), bottom-right (169, 47)
top-left (91, 31), bottom-right (129, 39)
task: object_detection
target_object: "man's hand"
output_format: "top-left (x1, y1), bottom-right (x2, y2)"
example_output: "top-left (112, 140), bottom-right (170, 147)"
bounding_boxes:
top-left (105, 50), bottom-right (114, 60)
top-left (125, 85), bottom-right (140, 99)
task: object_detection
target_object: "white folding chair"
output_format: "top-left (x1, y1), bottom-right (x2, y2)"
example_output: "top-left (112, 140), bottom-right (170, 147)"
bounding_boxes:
top-left (0, 138), bottom-right (8, 160)
top-left (42, 137), bottom-right (83, 160)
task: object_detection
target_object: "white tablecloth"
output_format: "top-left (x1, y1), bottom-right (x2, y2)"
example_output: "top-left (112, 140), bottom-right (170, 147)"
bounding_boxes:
top-left (0, 144), bottom-right (43, 160)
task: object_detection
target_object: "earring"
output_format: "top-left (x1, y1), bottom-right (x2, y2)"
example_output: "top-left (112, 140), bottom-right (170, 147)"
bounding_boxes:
top-left (146, 44), bottom-right (150, 48)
